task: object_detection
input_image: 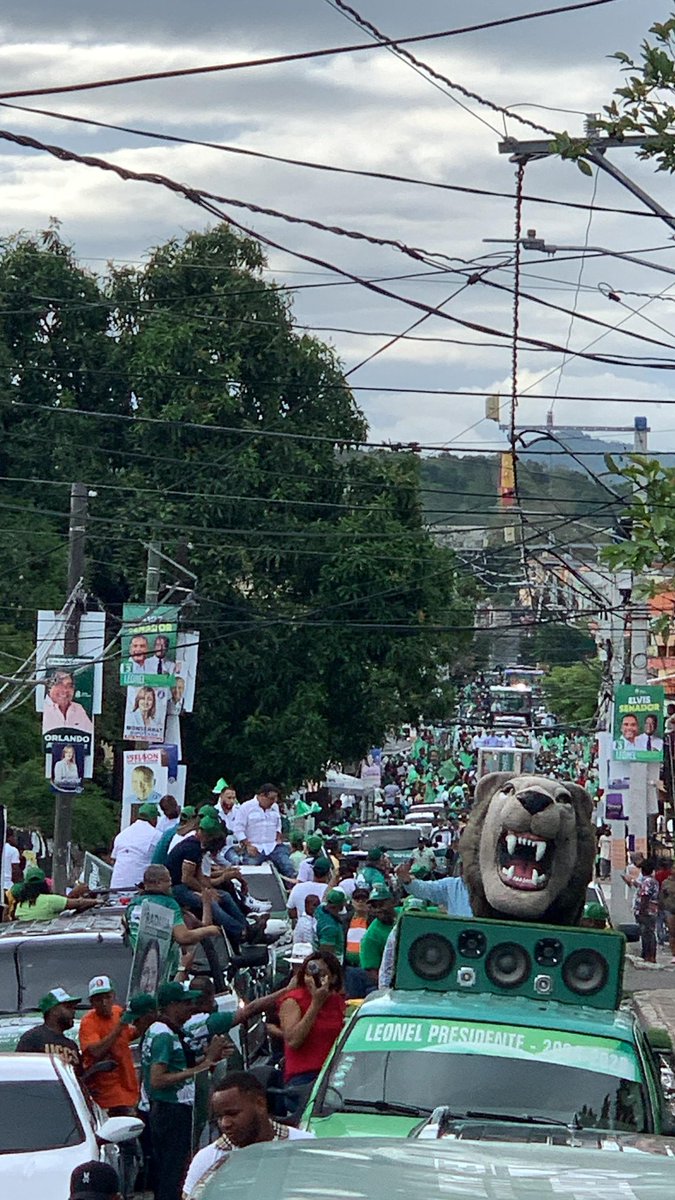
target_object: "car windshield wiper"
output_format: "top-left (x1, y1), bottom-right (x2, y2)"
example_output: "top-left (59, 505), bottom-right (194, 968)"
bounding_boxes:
top-left (463, 1111), bottom-right (581, 1129)
top-left (340, 1099), bottom-right (432, 1117)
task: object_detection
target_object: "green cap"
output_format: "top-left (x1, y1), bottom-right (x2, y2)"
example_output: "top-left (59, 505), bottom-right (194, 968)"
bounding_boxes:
top-left (290, 831), bottom-right (304, 847)
top-left (137, 803), bottom-right (157, 820)
top-left (367, 847), bottom-right (383, 862)
top-left (23, 866), bottom-right (46, 883)
top-left (325, 889), bottom-right (346, 907)
top-left (179, 805), bottom-right (196, 822)
top-left (158, 981), bottom-right (201, 1007)
top-left (206, 1011), bottom-right (235, 1036)
top-left (199, 813), bottom-right (223, 833)
top-left (306, 835), bottom-right (323, 853)
top-left (38, 987), bottom-right (81, 1013)
top-left (369, 883), bottom-right (393, 902)
top-left (411, 863), bottom-right (431, 879)
top-left (583, 902), bottom-right (609, 923)
top-left (121, 993), bottom-right (157, 1024)
top-left (402, 896), bottom-right (426, 912)
top-left (312, 856), bottom-right (332, 877)
top-left (212, 778), bottom-right (228, 795)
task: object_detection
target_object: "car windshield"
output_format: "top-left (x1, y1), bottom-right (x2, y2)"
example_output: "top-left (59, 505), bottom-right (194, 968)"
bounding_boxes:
top-left (360, 828), bottom-right (419, 851)
top-left (0, 1080), bottom-right (85, 1152)
top-left (317, 1021), bottom-right (648, 1133)
top-left (18, 940), bottom-right (133, 1012)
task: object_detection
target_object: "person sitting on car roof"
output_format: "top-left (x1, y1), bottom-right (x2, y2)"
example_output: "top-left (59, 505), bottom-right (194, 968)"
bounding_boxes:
top-left (125, 864), bottom-right (221, 978)
top-left (14, 866), bottom-right (99, 921)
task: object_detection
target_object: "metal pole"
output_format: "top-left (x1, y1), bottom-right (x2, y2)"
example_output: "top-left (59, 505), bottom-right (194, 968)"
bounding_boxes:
top-left (145, 541), bottom-right (162, 607)
top-left (53, 483), bottom-right (88, 893)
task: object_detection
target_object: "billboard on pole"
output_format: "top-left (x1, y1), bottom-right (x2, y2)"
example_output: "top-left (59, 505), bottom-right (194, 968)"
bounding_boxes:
top-left (612, 683), bottom-right (665, 762)
top-left (41, 657), bottom-right (94, 758)
top-left (119, 603), bottom-right (179, 687)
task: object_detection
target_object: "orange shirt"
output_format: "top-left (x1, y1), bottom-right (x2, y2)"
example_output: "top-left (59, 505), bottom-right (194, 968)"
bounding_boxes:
top-left (79, 1004), bottom-right (139, 1111)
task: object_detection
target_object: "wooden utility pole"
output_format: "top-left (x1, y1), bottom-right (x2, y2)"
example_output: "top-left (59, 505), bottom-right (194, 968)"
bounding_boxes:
top-left (52, 483), bottom-right (88, 893)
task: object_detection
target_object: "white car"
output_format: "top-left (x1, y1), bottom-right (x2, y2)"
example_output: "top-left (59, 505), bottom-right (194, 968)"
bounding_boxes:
top-left (0, 1053), bottom-right (142, 1199)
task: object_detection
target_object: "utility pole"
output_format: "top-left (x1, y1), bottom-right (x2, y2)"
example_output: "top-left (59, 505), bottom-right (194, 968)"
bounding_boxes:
top-left (145, 541), bottom-right (162, 607)
top-left (52, 483), bottom-right (88, 894)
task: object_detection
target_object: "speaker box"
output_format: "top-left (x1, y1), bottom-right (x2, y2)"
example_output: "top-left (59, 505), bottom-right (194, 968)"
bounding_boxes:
top-left (394, 912), bottom-right (625, 1010)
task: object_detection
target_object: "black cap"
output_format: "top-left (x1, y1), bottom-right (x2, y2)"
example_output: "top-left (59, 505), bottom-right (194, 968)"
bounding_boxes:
top-left (70, 1161), bottom-right (120, 1200)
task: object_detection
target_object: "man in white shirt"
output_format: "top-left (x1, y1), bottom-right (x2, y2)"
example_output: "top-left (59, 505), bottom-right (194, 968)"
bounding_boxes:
top-left (231, 784), bottom-right (296, 876)
top-left (2, 827), bottom-right (22, 901)
top-left (42, 671), bottom-right (93, 735)
top-left (110, 805), bottom-right (161, 889)
top-left (286, 858), bottom-right (331, 920)
top-left (213, 787), bottom-right (241, 864)
top-left (182, 1072), bottom-right (313, 1199)
top-left (636, 714), bottom-right (664, 754)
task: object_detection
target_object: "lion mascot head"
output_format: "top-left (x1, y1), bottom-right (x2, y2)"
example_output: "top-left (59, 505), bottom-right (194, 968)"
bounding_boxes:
top-left (459, 773), bottom-right (595, 925)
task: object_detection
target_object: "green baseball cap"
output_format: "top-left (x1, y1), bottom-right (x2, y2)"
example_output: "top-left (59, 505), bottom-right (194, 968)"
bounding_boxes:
top-left (38, 987), bottom-right (81, 1013)
top-left (411, 863), bottom-right (431, 879)
top-left (121, 993), bottom-right (158, 1024)
top-left (199, 813), bottom-right (223, 833)
top-left (158, 981), bottom-right (201, 1007)
top-left (402, 896), bottom-right (426, 912)
top-left (306, 834), bottom-right (323, 853)
top-left (137, 803), bottom-right (157, 820)
top-left (369, 883), bottom-right (393, 902)
top-left (212, 778), bottom-right (228, 795)
top-left (325, 889), bottom-right (346, 906)
top-left (583, 902), bottom-right (609, 923)
top-left (290, 831), bottom-right (304, 847)
top-left (179, 805), bottom-right (196, 822)
top-left (312, 856), bottom-right (332, 876)
top-left (24, 866), bottom-right (46, 883)
top-left (367, 847), bottom-right (383, 862)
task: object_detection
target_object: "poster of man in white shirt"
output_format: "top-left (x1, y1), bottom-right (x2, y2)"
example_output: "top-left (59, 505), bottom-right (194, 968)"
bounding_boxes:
top-left (41, 661), bottom-right (94, 757)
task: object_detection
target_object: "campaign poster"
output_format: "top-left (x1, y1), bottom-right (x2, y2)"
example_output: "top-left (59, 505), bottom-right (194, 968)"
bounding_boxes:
top-left (164, 712), bottom-right (182, 757)
top-left (123, 684), bottom-right (169, 743)
top-left (119, 603), bottom-right (179, 687)
top-left (36, 611), bottom-right (106, 715)
top-left (149, 743), bottom-right (179, 783)
top-left (49, 742), bottom-right (85, 794)
top-left (613, 683), bottom-right (665, 762)
top-left (168, 629), bottom-right (200, 714)
top-left (127, 900), bottom-right (175, 1000)
top-left (81, 852), bottom-right (113, 892)
top-left (122, 748), bottom-right (169, 828)
top-left (41, 657), bottom-right (95, 757)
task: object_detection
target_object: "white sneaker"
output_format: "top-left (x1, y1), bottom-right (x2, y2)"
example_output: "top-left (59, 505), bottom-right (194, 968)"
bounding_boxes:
top-left (670, 957), bottom-right (675, 965)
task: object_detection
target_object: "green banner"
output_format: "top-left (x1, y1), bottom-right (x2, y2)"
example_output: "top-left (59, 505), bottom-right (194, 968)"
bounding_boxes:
top-left (613, 683), bottom-right (665, 762)
top-left (344, 1017), bottom-right (639, 1080)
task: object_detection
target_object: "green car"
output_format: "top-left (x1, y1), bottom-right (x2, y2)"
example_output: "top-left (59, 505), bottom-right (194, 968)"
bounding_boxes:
top-left (303, 989), bottom-right (672, 1137)
top-left (302, 911), bottom-right (673, 1139)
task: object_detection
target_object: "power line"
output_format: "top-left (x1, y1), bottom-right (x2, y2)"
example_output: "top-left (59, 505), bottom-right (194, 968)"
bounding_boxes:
top-left (0, 1), bottom-right (619, 102)
top-left (0, 99), bottom-right (658, 220)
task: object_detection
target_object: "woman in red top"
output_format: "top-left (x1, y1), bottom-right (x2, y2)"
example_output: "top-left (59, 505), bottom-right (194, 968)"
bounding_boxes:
top-left (279, 950), bottom-right (345, 1116)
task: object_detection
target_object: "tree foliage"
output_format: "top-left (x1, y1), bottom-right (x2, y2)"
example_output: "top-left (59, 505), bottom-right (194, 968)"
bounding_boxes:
top-left (543, 660), bottom-right (602, 726)
top-left (0, 223), bottom-right (477, 824)
top-left (531, 622), bottom-right (597, 668)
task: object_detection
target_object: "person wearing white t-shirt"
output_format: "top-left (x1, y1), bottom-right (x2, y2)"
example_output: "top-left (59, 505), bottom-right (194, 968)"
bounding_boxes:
top-left (286, 859), bottom-right (331, 920)
top-left (182, 1072), bottom-right (314, 1200)
top-left (2, 827), bottom-right (22, 899)
top-left (110, 806), bottom-right (161, 888)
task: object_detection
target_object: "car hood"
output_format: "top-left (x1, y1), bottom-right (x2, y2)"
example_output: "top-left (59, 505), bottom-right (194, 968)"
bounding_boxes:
top-left (305, 1112), bottom-right (419, 1138)
top-left (0, 1143), bottom-right (92, 1198)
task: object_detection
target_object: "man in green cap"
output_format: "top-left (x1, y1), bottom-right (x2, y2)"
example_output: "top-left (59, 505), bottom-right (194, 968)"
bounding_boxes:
top-left (16, 987), bottom-right (83, 1070)
top-left (297, 833), bottom-right (325, 882)
top-left (144, 980), bottom-right (230, 1200)
top-left (360, 884), bottom-right (398, 984)
top-left (110, 804), bottom-right (161, 890)
top-left (125, 865), bottom-right (221, 980)
top-left (165, 813), bottom-right (248, 946)
top-left (152, 807), bottom-right (196, 866)
top-left (357, 847), bottom-right (388, 890)
top-left (315, 889), bottom-right (347, 962)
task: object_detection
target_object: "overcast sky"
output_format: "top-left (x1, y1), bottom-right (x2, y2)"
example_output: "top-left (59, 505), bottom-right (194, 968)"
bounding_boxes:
top-left (1, 0), bottom-right (673, 451)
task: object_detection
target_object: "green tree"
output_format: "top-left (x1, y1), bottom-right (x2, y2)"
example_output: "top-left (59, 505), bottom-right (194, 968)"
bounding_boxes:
top-left (543, 660), bottom-right (602, 726)
top-left (0, 223), bottom-right (478, 811)
top-left (532, 622), bottom-right (597, 668)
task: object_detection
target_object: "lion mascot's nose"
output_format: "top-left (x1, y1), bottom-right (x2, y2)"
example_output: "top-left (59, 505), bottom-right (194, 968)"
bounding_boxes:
top-left (518, 790), bottom-right (554, 815)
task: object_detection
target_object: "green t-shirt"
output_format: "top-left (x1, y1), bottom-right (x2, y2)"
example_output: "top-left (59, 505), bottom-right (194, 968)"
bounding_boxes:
top-left (15, 893), bottom-right (68, 921)
top-left (289, 849), bottom-right (305, 872)
top-left (360, 917), bottom-right (395, 971)
top-left (315, 906), bottom-right (345, 962)
top-left (125, 893), bottom-right (184, 978)
top-left (142, 1019), bottom-right (194, 1105)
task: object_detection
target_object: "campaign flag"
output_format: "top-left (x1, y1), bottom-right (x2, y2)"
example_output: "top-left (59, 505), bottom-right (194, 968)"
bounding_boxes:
top-left (613, 683), bottom-right (665, 763)
top-left (119, 603), bottom-right (179, 687)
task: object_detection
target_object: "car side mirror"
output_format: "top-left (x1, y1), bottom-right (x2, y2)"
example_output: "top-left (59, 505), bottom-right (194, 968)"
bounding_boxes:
top-left (97, 1115), bottom-right (145, 1144)
top-left (618, 923), bottom-right (640, 944)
